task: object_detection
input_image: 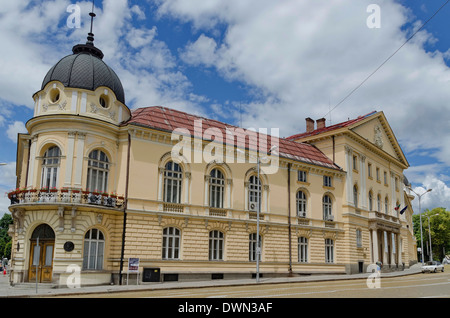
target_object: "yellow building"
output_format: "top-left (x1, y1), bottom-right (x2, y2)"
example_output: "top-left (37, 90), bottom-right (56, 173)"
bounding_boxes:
top-left (7, 34), bottom-right (417, 286)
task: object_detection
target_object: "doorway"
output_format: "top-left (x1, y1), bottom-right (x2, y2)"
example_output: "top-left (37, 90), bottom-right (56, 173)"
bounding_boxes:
top-left (28, 224), bottom-right (55, 283)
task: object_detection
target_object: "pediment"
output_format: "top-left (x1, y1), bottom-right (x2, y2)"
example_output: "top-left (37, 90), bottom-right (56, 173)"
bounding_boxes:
top-left (350, 113), bottom-right (408, 167)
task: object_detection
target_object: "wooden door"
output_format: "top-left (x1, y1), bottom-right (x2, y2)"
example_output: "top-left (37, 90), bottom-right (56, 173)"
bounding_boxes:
top-left (29, 241), bottom-right (54, 283)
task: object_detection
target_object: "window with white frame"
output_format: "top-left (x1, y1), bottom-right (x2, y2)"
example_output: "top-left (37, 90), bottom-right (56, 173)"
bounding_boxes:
top-left (209, 230), bottom-right (224, 261)
top-left (248, 175), bottom-right (261, 211)
top-left (87, 150), bottom-right (109, 192)
top-left (209, 169), bottom-right (225, 208)
top-left (323, 195), bottom-right (333, 220)
top-left (296, 190), bottom-right (307, 217)
top-left (83, 228), bottom-right (104, 270)
top-left (297, 170), bottom-right (307, 182)
top-left (163, 161), bottom-right (183, 203)
top-left (41, 146), bottom-right (61, 189)
top-left (162, 227), bottom-right (180, 259)
top-left (249, 233), bottom-right (261, 262)
top-left (356, 229), bottom-right (362, 248)
top-left (325, 238), bottom-right (334, 263)
top-left (298, 237), bottom-right (308, 263)
top-left (323, 175), bottom-right (332, 187)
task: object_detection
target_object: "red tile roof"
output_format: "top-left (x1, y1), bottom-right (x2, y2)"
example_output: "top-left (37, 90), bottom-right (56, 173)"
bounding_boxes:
top-left (126, 106), bottom-right (341, 170)
top-left (287, 111), bottom-right (378, 141)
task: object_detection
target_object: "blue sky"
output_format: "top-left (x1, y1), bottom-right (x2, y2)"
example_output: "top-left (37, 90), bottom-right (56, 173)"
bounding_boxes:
top-left (1, 0), bottom-right (450, 214)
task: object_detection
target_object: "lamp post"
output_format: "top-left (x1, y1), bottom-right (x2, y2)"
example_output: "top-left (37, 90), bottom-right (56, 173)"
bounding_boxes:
top-left (408, 187), bottom-right (432, 265)
top-left (255, 145), bottom-right (277, 283)
top-left (239, 145), bottom-right (277, 283)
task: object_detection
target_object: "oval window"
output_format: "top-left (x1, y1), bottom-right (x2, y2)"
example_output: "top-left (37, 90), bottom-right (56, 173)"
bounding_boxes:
top-left (50, 88), bottom-right (60, 103)
top-left (99, 95), bottom-right (109, 108)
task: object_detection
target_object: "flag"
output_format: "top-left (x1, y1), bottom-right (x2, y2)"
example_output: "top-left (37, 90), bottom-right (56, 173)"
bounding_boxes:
top-left (400, 206), bottom-right (408, 214)
top-left (394, 203), bottom-right (400, 211)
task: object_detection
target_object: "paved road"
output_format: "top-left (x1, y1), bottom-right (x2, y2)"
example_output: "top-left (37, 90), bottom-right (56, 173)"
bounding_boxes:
top-left (52, 270), bottom-right (449, 298)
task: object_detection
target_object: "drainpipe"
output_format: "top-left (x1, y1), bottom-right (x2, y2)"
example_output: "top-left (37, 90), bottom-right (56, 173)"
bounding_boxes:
top-left (287, 163), bottom-right (293, 276)
top-left (119, 132), bottom-right (131, 285)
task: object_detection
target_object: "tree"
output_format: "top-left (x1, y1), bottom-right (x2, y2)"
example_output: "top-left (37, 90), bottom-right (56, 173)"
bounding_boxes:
top-left (413, 208), bottom-right (450, 262)
top-left (0, 213), bottom-right (13, 259)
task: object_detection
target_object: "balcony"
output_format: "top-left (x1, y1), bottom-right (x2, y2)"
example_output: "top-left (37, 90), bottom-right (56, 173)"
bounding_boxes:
top-left (7, 188), bottom-right (125, 210)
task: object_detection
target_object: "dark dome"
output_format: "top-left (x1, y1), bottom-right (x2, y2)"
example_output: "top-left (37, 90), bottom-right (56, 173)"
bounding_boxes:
top-left (41, 44), bottom-right (125, 104)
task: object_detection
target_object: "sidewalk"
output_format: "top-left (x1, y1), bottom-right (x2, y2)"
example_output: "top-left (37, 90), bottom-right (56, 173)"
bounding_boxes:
top-left (0, 265), bottom-right (423, 298)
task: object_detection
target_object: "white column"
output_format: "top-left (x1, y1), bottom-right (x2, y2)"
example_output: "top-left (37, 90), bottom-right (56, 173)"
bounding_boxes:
top-left (184, 172), bottom-right (190, 204)
top-left (204, 175), bottom-right (209, 206)
top-left (391, 232), bottom-right (396, 266)
top-left (360, 155), bottom-right (367, 209)
top-left (226, 179), bottom-right (232, 209)
top-left (345, 146), bottom-right (353, 206)
top-left (27, 135), bottom-right (38, 187)
top-left (64, 132), bottom-right (76, 187)
top-left (390, 172), bottom-right (396, 215)
top-left (157, 168), bottom-right (164, 201)
top-left (372, 229), bottom-right (379, 263)
top-left (73, 132), bottom-right (86, 188)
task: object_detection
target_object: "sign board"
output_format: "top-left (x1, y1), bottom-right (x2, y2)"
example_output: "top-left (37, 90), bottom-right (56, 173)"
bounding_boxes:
top-left (128, 258), bottom-right (140, 273)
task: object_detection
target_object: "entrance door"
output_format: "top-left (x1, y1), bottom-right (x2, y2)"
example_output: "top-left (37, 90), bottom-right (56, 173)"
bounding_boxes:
top-left (29, 241), bottom-right (54, 283)
top-left (28, 224), bottom-right (55, 283)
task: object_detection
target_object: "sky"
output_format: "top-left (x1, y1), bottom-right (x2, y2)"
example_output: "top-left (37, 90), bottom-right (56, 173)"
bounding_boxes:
top-left (0, 0), bottom-right (450, 215)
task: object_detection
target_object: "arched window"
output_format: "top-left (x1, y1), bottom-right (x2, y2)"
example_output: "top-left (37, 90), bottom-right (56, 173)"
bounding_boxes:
top-left (163, 161), bottom-right (183, 203)
top-left (368, 191), bottom-right (373, 211)
top-left (209, 169), bottom-right (225, 208)
top-left (385, 196), bottom-right (389, 214)
top-left (162, 227), bottom-right (181, 260)
top-left (296, 190), bottom-right (307, 217)
top-left (377, 194), bottom-right (382, 212)
top-left (209, 230), bottom-right (224, 261)
top-left (249, 233), bottom-right (261, 262)
top-left (87, 150), bottom-right (109, 192)
top-left (298, 237), bottom-right (308, 263)
top-left (41, 146), bottom-right (61, 188)
top-left (323, 195), bottom-right (332, 220)
top-left (353, 185), bottom-right (358, 208)
top-left (83, 228), bottom-right (105, 270)
top-left (248, 175), bottom-right (261, 211)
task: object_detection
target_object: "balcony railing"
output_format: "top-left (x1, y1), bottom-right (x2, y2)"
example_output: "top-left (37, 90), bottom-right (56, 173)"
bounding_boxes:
top-left (7, 188), bottom-right (125, 209)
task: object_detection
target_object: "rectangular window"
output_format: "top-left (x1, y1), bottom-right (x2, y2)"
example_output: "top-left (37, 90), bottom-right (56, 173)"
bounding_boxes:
top-left (353, 155), bottom-right (358, 170)
top-left (356, 229), bottom-right (362, 248)
top-left (325, 239), bottom-right (334, 263)
top-left (323, 175), bottom-right (332, 187)
top-left (384, 171), bottom-right (388, 185)
top-left (368, 163), bottom-right (372, 178)
top-left (298, 237), bottom-right (308, 263)
top-left (376, 167), bottom-right (380, 181)
top-left (297, 170), bottom-right (307, 182)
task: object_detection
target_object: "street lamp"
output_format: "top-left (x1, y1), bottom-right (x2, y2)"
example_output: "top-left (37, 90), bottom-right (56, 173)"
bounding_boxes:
top-left (238, 145), bottom-right (278, 283)
top-left (408, 187), bottom-right (432, 265)
top-left (255, 145), bottom-right (277, 283)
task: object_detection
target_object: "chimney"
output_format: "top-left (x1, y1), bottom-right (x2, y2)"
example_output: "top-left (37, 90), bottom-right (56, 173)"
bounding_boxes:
top-left (316, 118), bottom-right (326, 130)
top-left (305, 117), bottom-right (314, 132)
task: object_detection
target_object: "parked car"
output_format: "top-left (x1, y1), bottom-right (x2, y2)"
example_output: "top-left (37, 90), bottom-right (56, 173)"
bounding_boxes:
top-left (422, 261), bottom-right (444, 273)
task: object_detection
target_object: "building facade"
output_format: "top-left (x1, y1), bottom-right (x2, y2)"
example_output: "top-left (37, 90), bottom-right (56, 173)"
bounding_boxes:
top-left (7, 36), bottom-right (417, 286)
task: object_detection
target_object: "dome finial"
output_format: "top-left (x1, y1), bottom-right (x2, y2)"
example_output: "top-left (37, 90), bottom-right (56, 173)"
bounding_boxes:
top-left (86, 0), bottom-right (96, 45)
top-left (72, 0), bottom-right (104, 59)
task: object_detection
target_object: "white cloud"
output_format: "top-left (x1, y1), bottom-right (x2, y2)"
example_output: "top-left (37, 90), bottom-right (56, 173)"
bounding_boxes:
top-left (410, 175), bottom-right (450, 212)
top-left (6, 121), bottom-right (27, 143)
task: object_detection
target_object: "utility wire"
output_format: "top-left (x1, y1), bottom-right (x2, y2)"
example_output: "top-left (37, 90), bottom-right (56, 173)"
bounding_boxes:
top-left (324, 0), bottom-right (450, 119)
